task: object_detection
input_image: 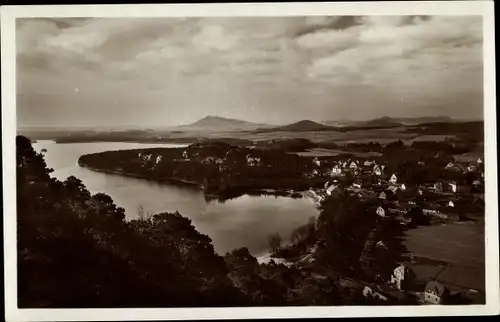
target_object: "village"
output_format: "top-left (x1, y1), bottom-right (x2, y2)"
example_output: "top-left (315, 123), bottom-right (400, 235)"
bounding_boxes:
top-left (297, 154), bottom-right (485, 305)
top-left (302, 155), bottom-right (484, 221)
top-left (80, 140), bottom-right (485, 305)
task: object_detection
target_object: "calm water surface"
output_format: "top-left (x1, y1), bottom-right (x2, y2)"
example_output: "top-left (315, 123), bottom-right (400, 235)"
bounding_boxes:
top-left (33, 140), bottom-right (319, 255)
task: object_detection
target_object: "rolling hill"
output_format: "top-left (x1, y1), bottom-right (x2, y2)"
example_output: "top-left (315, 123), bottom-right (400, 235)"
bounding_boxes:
top-left (176, 115), bottom-right (268, 131)
top-left (267, 120), bottom-right (337, 132)
top-left (322, 116), bottom-right (454, 128)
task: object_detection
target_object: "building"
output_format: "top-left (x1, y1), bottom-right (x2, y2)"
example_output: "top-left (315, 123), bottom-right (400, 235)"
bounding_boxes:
top-left (467, 164), bottom-right (478, 172)
top-left (362, 286), bottom-right (388, 301)
top-left (376, 240), bottom-right (388, 249)
top-left (376, 206), bottom-right (386, 217)
top-left (390, 264), bottom-right (415, 290)
top-left (448, 182), bottom-right (457, 193)
top-left (331, 165), bottom-right (342, 176)
top-left (424, 281), bottom-right (447, 304)
top-left (246, 154), bottom-right (261, 166)
top-left (326, 184), bottom-right (339, 196)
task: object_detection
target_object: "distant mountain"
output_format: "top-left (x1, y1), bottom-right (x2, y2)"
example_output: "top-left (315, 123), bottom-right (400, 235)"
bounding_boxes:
top-left (361, 116), bottom-right (403, 128)
top-left (176, 115), bottom-right (268, 131)
top-left (322, 116), bottom-right (455, 128)
top-left (270, 120), bottom-right (337, 132)
top-left (321, 120), bottom-right (358, 127)
top-left (393, 116), bottom-right (453, 125)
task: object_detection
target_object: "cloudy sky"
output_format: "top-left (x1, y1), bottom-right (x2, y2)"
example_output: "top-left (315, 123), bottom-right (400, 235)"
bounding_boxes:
top-left (17, 15), bottom-right (483, 128)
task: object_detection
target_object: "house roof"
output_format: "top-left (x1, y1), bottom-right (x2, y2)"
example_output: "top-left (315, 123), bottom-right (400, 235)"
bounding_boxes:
top-left (387, 186), bottom-right (399, 193)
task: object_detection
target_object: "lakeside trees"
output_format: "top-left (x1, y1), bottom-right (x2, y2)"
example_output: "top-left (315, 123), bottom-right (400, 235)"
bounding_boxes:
top-left (17, 135), bottom-right (349, 307)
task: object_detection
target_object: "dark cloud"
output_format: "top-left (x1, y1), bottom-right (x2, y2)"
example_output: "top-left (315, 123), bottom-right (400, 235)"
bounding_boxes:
top-left (16, 16), bottom-right (484, 127)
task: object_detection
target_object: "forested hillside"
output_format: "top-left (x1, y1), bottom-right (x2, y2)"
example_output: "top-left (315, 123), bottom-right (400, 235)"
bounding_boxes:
top-left (18, 135), bottom-right (382, 307)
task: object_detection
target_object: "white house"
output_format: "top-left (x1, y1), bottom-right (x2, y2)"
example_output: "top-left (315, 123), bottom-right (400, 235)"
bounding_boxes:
top-left (445, 162), bottom-right (456, 169)
top-left (390, 264), bottom-right (414, 290)
top-left (246, 154), bottom-right (261, 167)
top-left (448, 182), bottom-right (457, 193)
top-left (467, 164), bottom-right (477, 172)
top-left (331, 165), bottom-right (342, 176)
top-left (424, 281), bottom-right (446, 304)
top-left (326, 184), bottom-right (339, 196)
top-left (376, 206), bottom-right (386, 217)
top-left (389, 174), bottom-right (398, 184)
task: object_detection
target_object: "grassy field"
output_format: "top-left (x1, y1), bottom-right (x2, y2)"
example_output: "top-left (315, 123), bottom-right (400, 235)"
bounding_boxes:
top-left (404, 222), bottom-right (485, 292)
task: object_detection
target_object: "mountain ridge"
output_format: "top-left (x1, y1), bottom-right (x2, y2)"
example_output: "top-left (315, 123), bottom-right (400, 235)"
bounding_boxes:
top-left (176, 115), bottom-right (268, 131)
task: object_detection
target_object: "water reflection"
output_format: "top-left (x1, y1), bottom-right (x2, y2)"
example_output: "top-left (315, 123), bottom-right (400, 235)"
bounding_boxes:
top-left (32, 140), bottom-right (319, 255)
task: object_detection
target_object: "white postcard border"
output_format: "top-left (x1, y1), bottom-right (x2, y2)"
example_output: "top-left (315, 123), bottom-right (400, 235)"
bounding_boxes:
top-left (2, 1), bottom-right (498, 321)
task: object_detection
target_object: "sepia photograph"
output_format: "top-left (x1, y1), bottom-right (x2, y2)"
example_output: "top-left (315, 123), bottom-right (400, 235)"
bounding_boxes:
top-left (2, 1), bottom-right (498, 321)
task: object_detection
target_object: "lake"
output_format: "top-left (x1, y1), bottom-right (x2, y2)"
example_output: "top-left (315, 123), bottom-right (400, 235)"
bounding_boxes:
top-left (32, 140), bottom-right (320, 256)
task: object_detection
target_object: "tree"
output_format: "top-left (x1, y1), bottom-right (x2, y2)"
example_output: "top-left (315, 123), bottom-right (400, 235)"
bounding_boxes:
top-left (268, 232), bottom-right (282, 254)
top-left (290, 224), bottom-right (310, 245)
top-left (137, 204), bottom-right (153, 221)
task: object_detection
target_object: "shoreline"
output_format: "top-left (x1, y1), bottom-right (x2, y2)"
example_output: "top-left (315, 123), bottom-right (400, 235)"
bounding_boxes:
top-left (79, 163), bottom-right (310, 201)
top-left (79, 164), bottom-right (205, 189)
